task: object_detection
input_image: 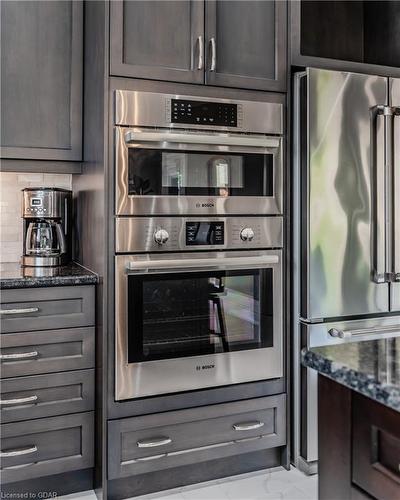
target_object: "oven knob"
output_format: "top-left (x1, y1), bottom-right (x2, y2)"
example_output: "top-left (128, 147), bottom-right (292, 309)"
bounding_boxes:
top-left (154, 228), bottom-right (169, 245)
top-left (240, 227), bottom-right (255, 242)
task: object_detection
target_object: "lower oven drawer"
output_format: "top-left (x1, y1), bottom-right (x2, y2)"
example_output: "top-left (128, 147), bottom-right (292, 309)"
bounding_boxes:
top-left (108, 394), bottom-right (286, 479)
top-left (0, 412), bottom-right (94, 483)
top-left (0, 370), bottom-right (95, 423)
top-left (0, 327), bottom-right (94, 378)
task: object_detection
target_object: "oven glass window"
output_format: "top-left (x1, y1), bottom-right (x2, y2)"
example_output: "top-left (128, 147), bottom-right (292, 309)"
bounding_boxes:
top-left (127, 269), bottom-right (273, 363)
top-left (127, 149), bottom-right (273, 197)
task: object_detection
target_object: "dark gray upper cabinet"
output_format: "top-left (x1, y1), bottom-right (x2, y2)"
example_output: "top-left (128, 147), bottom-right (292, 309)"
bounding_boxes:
top-left (110, 0), bottom-right (286, 92)
top-left (110, 0), bottom-right (205, 84)
top-left (291, 0), bottom-right (400, 77)
top-left (0, 1), bottom-right (83, 161)
top-left (205, 0), bottom-right (287, 91)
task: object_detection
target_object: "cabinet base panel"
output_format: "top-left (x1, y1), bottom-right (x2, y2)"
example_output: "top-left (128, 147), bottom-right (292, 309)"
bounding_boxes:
top-left (108, 447), bottom-right (284, 500)
top-left (2, 468), bottom-right (93, 497)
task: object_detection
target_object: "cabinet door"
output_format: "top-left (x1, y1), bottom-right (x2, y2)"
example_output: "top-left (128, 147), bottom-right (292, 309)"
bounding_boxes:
top-left (0, 1), bottom-right (83, 161)
top-left (205, 0), bottom-right (286, 91)
top-left (110, 0), bottom-right (204, 84)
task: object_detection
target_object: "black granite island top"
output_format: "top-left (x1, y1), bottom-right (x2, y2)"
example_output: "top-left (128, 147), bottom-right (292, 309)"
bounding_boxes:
top-left (302, 337), bottom-right (400, 413)
top-left (0, 262), bottom-right (99, 289)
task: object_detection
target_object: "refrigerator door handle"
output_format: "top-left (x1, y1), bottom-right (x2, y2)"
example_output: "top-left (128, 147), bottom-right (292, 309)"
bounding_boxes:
top-left (371, 106), bottom-right (387, 283)
top-left (372, 105), bottom-right (399, 283)
top-left (393, 108), bottom-right (400, 282)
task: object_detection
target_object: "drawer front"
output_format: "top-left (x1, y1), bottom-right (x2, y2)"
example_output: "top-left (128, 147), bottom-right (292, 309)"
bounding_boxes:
top-left (0, 286), bottom-right (94, 333)
top-left (352, 392), bottom-right (400, 500)
top-left (0, 327), bottom-right (94, 378)
top-left (1, 369), bottom-right (95, 423)
top-left (0, 412), bottom-right (94, 483)
top-left (108, 394), bottom-right (286, 479)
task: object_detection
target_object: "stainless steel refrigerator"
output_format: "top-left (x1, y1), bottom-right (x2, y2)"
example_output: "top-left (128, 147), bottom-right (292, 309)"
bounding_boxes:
top-left (292, 68), bottom-right (400, 474)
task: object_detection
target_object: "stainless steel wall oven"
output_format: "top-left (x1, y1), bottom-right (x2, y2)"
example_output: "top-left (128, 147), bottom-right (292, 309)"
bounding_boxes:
top-left (115, 217), bottom-right (283, 401)
top-left (114, 90), bottom-right (284, 401)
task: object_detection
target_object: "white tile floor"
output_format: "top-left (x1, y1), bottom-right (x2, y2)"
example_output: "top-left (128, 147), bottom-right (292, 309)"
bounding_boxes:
top-left (59, 466), bottom-right (317, 500)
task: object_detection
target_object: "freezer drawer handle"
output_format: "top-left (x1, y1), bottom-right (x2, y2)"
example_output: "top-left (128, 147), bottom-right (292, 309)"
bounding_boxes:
top-left (0, 395), bottom-right (38, 406)
top-left (329, 325), bottom-right (400, 340)
top-left (0, 307), bottom-right (39, 315)
top-left (137, 437), bottom-right (172, 448)
top-left (0, 351), bottom-right (39, 361)
top-left (233, 421), bottom-right (265, 431)
top-left (0, 445), bottom-right (37, 458)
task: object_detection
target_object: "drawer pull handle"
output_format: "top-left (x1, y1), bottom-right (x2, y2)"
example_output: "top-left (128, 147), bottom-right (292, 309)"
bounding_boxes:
top-left (233, 421), bottom-right (265, 431)
top-left (0, 395), bottom-right (38, 406)
top-left (0, 307), bottom-right (39, 316)
top-left (0, 351), bottom-right (38, 361)
top-left (0, 445), bottom-right (37, 457)
top-left (137, 437), bottom-right (172, 448)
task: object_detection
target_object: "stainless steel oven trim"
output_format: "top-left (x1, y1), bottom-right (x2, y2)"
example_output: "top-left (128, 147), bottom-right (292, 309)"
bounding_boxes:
top-left (115, 127), bottom-right (283, 216)
top-left (115, 249), bottom-right (283, 400)
top-left (115, 90), bottom-right (283, 135)
top-left (115, 216), bottom-right (283, 253)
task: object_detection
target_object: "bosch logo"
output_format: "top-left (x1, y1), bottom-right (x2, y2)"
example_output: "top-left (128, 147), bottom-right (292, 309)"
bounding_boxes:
top-left (196, 202), bottom-right (215, 208)
top-left (196, 364), bottom-right (215, 371)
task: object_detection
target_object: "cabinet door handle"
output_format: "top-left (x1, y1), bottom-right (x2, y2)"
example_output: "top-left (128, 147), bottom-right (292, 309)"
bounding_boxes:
top-left (0, 395), bottom-right (38, 406)
top-left (0, 445), bottom-right (37, 457)
top-left (137, 437), bottom-right (172, 448)
top-left (209, 37), bottom-right (216, 71)
top-left (197, 35), bottom-right (204, 70)
top-left (0, 307), bottom-right (39, 316)
top-left (233, 421), bottom-right (265, 431)
top-left (0, 351), bottom-right (39, 361)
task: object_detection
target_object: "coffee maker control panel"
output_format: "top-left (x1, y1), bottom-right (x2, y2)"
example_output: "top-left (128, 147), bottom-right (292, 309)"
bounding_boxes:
top-left (25, 197), bottom-right (47, 215)
top-left (22, 188), bottom-right (70, 219)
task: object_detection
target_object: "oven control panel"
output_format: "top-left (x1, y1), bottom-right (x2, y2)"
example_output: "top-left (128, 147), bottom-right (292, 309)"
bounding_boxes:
top-left (186, 221), bottom-right (224, 246)
top-left (171, 99), bottom-right (239, 127)
top-left (116, 217), bottom-right (283, 253)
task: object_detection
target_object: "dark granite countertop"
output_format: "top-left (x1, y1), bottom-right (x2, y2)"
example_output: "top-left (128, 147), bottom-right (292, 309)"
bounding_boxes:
top-left (0, 262), bottom-right (99, 289)
top-left (302, 337), bottom-right (400, 413)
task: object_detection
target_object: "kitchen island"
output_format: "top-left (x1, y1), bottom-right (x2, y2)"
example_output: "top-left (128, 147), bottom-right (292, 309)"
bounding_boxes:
top-left (302, 338), bottom-right (400, 500)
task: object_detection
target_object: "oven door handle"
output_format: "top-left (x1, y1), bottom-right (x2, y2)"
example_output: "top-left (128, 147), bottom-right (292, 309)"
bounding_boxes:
top-left (124, 130), bottom-right (280, 149)
top-left (127, 255), bottom-right (279, 272)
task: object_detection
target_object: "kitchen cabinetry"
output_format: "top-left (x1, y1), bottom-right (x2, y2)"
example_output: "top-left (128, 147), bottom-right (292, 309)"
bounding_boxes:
top-left (0, 285), bottom-right (95, 496)
top-left (318, 375), bottom-right (400, 500)
top-left (291, 1), bottom-right (400, 77)
top-left (0, 0), bottom-right (83, 162)
top-left (110, 0), bottom-right (286, 91)
top-left (110, 0), bottom-right (204, 84)
top-left (108, 395), bottom-right (286, 479)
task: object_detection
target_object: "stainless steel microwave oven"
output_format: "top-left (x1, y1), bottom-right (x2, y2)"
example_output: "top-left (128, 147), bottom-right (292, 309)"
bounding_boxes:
top-left (114, 90), bottom-right (284, 216)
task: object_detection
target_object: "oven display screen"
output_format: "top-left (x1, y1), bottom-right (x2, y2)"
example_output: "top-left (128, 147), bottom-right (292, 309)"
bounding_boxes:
top-left (171, 99), bottom-right (237, 127)
top-left (186, 222), bottom-right (224, 246)
top-left (31, 198), bottom-right (42, 206)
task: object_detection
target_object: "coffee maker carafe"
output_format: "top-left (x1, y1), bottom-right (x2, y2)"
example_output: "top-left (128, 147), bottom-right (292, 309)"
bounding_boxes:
top-left (21, 188), bottom-right (72, 267)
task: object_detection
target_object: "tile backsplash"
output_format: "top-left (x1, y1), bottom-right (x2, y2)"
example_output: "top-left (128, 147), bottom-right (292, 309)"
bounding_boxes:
top-left (0, 172), bottom-right (72, 263)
